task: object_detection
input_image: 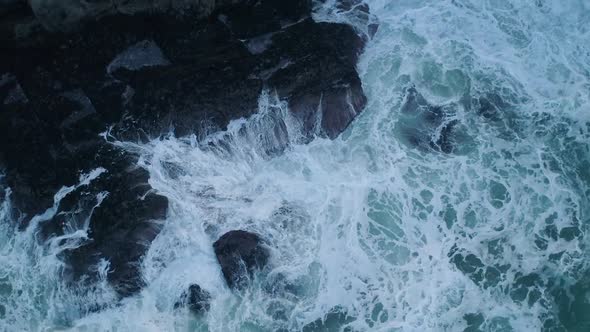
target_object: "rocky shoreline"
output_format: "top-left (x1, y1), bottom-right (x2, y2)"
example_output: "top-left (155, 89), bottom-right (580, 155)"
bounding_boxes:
top-left (0, 0), bottom-right (374, 306)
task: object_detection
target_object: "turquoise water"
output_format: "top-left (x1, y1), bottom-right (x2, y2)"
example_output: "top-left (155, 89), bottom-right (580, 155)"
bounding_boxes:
top-left (1, 0), bottom-right (589, 331)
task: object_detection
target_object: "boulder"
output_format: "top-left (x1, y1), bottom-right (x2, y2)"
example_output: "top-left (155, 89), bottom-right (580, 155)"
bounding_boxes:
top-left (106, 39), bottom-right (171, 77)
top-left (213, 230), bottom-right (269, 288)
top-left (261, 19), bottom-right (366, 138)
top-left (174, 284), bottom-right (210, 314)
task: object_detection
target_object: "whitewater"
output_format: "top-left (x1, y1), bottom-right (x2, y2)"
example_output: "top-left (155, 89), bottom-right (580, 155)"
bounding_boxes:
top-left (1, 0), bottom-right (589, 331)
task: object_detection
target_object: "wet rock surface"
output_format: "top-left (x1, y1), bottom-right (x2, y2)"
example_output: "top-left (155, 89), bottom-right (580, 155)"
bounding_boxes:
top-left (213, 230), bottom-right (269, 288)
top-left (174, 284), bottom-right (211, 314)
top-left (0, 73), bottom-right (28, 107)
top-left (106, 39), bottom-right (171, 76)
top-left (23, 0), bottom-right (241, 32)
top-left (1, 0), bottom-right (370, 298)
top-left (264, 18), bottom-right (366, 139)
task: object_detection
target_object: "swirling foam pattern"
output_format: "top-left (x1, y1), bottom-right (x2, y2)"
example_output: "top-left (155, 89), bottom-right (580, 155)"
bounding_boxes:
top-left (1, 0), bottom-right (589, 331)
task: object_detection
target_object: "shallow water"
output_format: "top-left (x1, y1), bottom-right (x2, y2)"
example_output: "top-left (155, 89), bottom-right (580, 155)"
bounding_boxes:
top-left (1, 0), bottom-right (590, 331)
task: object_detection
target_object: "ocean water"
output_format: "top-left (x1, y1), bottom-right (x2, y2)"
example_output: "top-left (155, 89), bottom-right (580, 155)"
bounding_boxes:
top-left (1, 0), bottom-right (589, 331)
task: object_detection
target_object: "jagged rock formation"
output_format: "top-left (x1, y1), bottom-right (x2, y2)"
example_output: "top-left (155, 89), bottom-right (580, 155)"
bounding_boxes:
top-left (0, 0), bottom-right (373, 298)
top-left (213, 230), bottom-right (269, 289)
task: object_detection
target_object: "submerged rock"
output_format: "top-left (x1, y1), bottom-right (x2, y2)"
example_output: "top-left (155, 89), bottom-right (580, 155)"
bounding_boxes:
top-left (213, 230), bottom-right (269, 288)
top-left (174, 284), bottom-right (211, 314)
top-left (396, 87), bottom-right (473, 154)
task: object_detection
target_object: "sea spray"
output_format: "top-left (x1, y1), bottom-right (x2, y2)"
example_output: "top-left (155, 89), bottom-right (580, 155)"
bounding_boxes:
top-left (0, 0), bottom-right (588, 330)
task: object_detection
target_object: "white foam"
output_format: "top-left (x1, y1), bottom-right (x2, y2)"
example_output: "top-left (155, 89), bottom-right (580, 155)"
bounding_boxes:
top-left (1, 0), bottom-right (589, 330)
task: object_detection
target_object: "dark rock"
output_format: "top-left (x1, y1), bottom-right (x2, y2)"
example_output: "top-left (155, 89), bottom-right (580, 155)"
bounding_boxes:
top-left (0, 73), bottom-right (28, 108)
top-left (0, 1), bottom-right (41, 48)
top-left (217, 100), bottom-right (290, 157)
top-left (0, 0), bottom-right (25, 15)
top-left (213, 230), bottom-right (269, 288)
top-left (1, 33), bottom-right (170, 296)
top-left (109, 16), bottom-right (367, 140)
top-left (264, 19), bottom-right (366, 139)
top-left (175, 284), bottom-right (211, 314)
top-left (113, 33), bottom-right (263, 138)
top-left (1, 0), bottom-right (370, 300)
top-left (38, 142), bottom-right (169, 297)
top-left (27, 0), bottom-right (242, 32)
top-left (107, 39), bottom-right (171, 77)
top-left (218, 0), bottom-right (312, 38)
top-left (58, 89), bottom-right (96, 128)
top-left (0, 0), bottom-right (30, 26)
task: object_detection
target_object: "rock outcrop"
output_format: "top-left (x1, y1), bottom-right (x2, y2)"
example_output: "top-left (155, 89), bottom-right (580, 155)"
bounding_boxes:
top-left (175, 284), bottom-right (210, 314)
top-left (27, 0), bottom-right (241, 31)
top-left (213, 230), bottom-right (269, 288)
top-left (1, 0), bottom-right (372, 298)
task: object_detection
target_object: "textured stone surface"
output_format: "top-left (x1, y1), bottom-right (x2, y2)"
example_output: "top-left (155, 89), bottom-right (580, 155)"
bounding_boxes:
top-left (213, 230), bottom-right (269, 288)
top-left (1, 0), bottom-right (370, 298)
top-left (27, 0), bottom-right (241, 31)
top-left (174, 284), bottom-right (211, 314)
